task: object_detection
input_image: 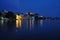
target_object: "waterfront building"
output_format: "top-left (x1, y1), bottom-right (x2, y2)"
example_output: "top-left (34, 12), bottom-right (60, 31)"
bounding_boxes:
top-left (38, 16), bottom-right (46, 20)
top-left (34, 13), bottom-right (39, 20)
top-left (25, 12), bottom-right (35, 20)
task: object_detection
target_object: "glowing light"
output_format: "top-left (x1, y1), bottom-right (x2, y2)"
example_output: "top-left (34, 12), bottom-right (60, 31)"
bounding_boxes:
top-left (16, 15), bottom-right (18, 28)
top-left (16, 15), bottom-right (22, 28)
top-left (26, 12), bottom-right (32, 15)
top-left (19, 15), bottom-right (22, 20)
top-left (16, 15), bottom-right (19, 19)
top-left (16, 20), bottom-right (19, 28)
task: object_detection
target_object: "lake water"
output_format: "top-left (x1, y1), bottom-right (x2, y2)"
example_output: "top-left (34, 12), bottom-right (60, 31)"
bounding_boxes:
top-left (0, 20), bottom-right (60, 40)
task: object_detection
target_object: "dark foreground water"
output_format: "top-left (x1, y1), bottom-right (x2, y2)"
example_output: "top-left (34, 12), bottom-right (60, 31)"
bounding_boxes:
top-left (0, 20), bottom-right (60, 40)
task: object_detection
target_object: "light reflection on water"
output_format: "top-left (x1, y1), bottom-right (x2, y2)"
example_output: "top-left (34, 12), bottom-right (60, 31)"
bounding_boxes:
top-left (16, 20), bottom-right (22, 28)
top-left (0, 19), bottom-right (60, 33)
top-left (40, 20), bottom-right (43, 26)
top-left (0, 20), bottom-right (60, 40)
top-left (0, 19), bottom-right (44, 32)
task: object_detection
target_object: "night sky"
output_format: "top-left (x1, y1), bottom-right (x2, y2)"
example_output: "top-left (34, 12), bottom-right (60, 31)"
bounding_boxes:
top-left (0, 0), bottom-right (60, 17)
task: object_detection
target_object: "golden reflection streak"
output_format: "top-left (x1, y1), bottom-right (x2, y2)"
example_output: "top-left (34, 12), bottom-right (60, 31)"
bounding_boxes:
top-left (16, 15), bottom-right (22, 28)
top-left (16, 15), bottom-right (19, 28)
top-left (16, 20), bottom-right (19, 28)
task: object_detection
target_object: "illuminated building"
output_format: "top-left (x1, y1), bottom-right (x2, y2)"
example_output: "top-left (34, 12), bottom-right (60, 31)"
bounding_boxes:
top-left (26, 12), bottom-right (33, 15)
top-left (25, 12), bottom-right (35, 20)
top-left (0, 10), bottom-right (16, 23)
top-left (16, 14), bottom-right (22, 28)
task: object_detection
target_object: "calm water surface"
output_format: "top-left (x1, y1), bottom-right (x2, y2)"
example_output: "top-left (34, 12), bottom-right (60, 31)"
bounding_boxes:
top-left (0, 20), bottom-right (60, 40)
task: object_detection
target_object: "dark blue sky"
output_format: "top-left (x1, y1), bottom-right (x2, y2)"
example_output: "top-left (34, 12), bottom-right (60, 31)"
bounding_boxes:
top-left (0, 0), bottom-right (60, 17)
